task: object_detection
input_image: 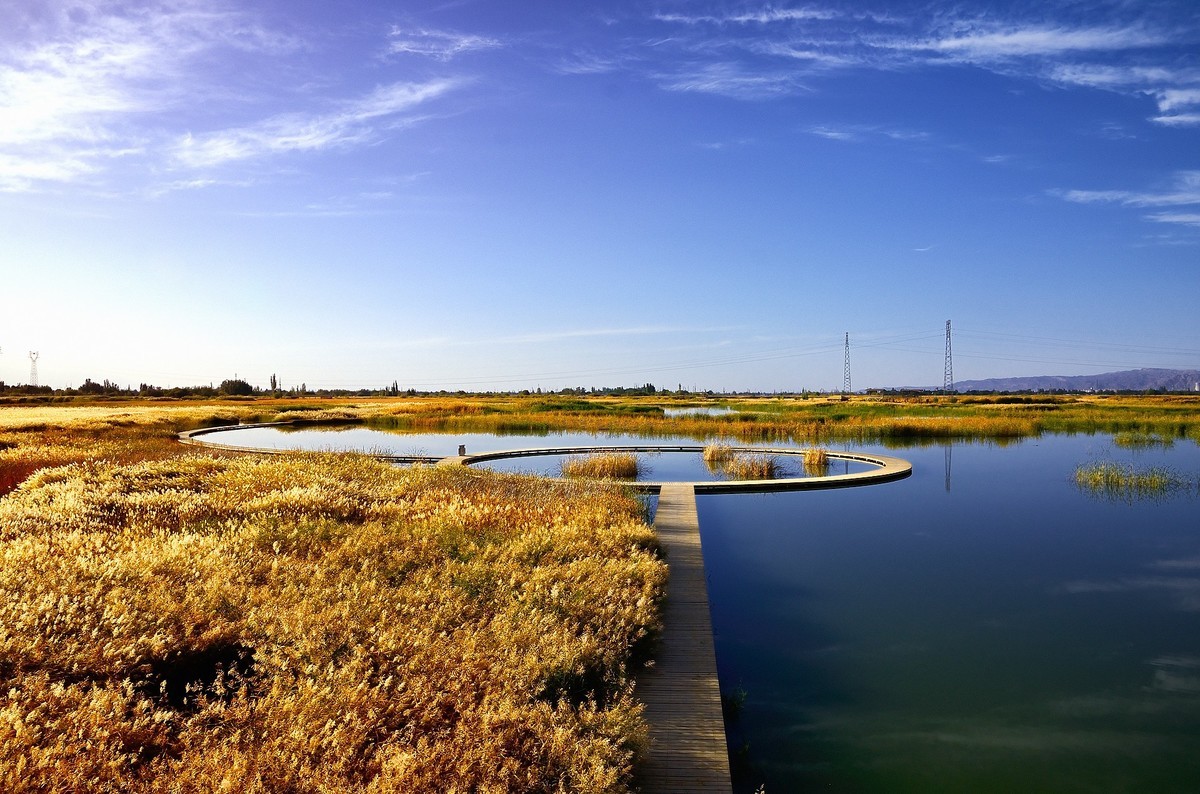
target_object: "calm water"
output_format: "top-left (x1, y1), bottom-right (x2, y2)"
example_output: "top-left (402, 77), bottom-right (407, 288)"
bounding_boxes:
top-left (699, 435), bottom-right (1200, 793)
top-left (204, 425), bottom-right (870, 482)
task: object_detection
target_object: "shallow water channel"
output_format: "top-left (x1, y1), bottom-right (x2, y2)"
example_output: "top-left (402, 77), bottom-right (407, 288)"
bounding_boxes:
top-left (202, 425), bottom-right (1200, 791)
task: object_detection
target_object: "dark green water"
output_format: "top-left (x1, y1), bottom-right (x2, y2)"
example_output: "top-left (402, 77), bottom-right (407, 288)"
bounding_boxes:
top-left (698, 436), bottom-right (1200, 793)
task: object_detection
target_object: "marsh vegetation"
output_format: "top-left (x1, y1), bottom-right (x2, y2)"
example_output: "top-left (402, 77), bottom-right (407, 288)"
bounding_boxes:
top-left (0, 404), bottom-right (665, 792)
top-left (701, 445), bottom-right (779, 480)
top-left (560, 452), bottom-right (641, 480)
top-left (803, 447), bottom-right (830, 476)
top-left (1074, 461), bottom-right (1193, 499)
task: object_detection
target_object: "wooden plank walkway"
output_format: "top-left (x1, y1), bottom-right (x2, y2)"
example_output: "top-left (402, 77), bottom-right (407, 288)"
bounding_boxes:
top-left (637, 483), bottom-right (732, 793)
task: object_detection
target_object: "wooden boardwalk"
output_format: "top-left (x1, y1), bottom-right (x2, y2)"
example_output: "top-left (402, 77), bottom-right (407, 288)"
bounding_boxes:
top-left (637, 483), bottom-right (732, 793)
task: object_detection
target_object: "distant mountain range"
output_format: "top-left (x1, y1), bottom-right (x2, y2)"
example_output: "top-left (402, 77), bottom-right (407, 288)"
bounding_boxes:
top-left (951, 368), bottom-right (1200, 393)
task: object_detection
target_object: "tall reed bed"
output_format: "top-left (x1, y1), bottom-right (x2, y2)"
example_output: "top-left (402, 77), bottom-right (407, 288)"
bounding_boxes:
top-left (561, 452), bottom-right (641, 480)
top-left (803, 447), bottom-right (830, 475)
top-left (0, 447), bottom-right (666, 792)
top-left (702, 444), bottom-right (734, 465)
top-left (718, 453), bottom-right (778, 480)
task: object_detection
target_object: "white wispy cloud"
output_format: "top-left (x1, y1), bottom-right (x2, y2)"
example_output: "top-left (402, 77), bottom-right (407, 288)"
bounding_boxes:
top-left (805, 125), bottom-right (859, 141)
top-left (1147, 212), bottom-right (1200, 227)
top-left (655, 8), bottom-right (840, 26)
top-left (1046, 64), bottom-right (1200, 126)
top-left (553, 52), bottom-right (629, 76)
top-left (1152, 112), bottom-right (1200, 126)
top-left (635, 5), bottom-right (1200, 132)
top-left (1056, 171), bottom-right (1200, 229)
top-left (0, 1), bottom-right (299, 192)
top-left (388, 27), bottom-right (501, 60)
top-left (173, 79), bottom-right (460, 169)
top-left (656, 62), bottom-right (806, 99)
top-left (802, 123), bottom-right (930, 143)
top-left (894, 24), bottom-right (1167, 61)
top-left (1058, 171), bottom-right (1200, 208)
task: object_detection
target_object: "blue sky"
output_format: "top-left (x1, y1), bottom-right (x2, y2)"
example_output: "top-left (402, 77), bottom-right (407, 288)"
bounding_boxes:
top-left (1, 0), bottom-right (1197, 392)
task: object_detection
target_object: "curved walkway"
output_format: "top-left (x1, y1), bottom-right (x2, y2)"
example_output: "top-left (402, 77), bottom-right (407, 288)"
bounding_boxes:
top-left (443, 445), bottom-right (911, 493)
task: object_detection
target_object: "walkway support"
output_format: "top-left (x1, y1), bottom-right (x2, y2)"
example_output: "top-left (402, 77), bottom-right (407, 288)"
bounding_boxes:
top-left (637, 483), bottom-right (732, 793)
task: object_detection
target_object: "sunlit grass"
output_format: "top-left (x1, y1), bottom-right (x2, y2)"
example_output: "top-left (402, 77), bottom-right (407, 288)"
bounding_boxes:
top-left (702, 444), bottom-right (735, 466)
top-left (0, 406), bottom-right (666, 792)
top-left (561, 452), bottom-right (640, 480)
top-left (719, 453), bottom-right (778, 480)
top-left (803, 447), bottom-right (830, 476)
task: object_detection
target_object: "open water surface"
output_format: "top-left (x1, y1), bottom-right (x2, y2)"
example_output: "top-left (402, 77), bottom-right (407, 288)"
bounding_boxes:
top-left (699, 435), bottom-right (1200, 792)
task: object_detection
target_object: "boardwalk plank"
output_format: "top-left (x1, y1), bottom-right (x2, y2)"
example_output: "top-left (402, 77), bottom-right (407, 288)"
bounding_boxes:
top-left (636, 483), bottom-right (732, 793)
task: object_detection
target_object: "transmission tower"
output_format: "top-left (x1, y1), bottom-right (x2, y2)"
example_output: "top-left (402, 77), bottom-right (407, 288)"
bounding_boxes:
top-left (943, 320), bottom-right (953, 394)
top-left (843, 332), bottom-right (852, 395)
top-left (28, 351), bottom-right (39, 387)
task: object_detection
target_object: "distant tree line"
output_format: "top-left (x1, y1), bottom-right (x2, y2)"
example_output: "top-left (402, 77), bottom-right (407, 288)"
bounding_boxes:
top-left (3, 378), bottom-right (1194, 403)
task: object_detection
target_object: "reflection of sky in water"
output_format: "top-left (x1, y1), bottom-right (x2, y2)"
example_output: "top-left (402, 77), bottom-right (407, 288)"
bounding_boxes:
top-left (698, 435), bottom-right (1200, 793)
top-left (196, 425), bottom-right (875, 482)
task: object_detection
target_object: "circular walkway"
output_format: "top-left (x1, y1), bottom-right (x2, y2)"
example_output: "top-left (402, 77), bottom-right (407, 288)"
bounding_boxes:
top-left (179, 425), bottom-right (912, 493)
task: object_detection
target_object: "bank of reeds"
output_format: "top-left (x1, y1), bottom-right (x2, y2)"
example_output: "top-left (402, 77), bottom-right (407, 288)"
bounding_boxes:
top-left (0, 413), bottom-right (666, 792)
top-left (562, 452), bottom-right (640, 480)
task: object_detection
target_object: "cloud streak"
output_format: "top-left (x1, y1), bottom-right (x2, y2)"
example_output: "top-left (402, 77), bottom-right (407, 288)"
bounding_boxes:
top-left (173, 79), bottom-right (460, 169)
top-left (0, 1), bottom-right (302, 191)
top-left (388, 27), bottom-right (501, 60)
top-left (1056, 172), bottom-right (1200, 229)
top-left (891, 24), bottom-right (1168, 60)
top-left (638, 5), bottom-right (1199, 127)
top-left (0, 3), bottom-right (468, 193)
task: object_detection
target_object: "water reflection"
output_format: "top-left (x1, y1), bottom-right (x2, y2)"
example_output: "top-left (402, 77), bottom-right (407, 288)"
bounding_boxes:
top-left (697, 435), bottom-right (1200, 793)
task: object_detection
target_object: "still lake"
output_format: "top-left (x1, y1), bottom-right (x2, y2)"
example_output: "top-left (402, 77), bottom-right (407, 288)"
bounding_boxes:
top-left (203, 425), bottom-right (1200, 791)
top-left (701, 435), bottom-right (1200, 793)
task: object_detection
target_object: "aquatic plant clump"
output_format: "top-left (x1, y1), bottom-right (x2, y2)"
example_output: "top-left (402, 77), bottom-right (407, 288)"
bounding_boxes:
top-left (720, 453), bottom-right (779, 480)
top-left (702, 444), bottom-right (735, 465)
top-left (561, 452), bottom-right (641, 480)
top-left (1074, 462), bottom-right (1191, 499)
top-left (0, 452), bottom-right (666, 793)
top-left (1112, 431), bottom-right (1175, 449)
top-left (803, 447), bottom-right (830, 476)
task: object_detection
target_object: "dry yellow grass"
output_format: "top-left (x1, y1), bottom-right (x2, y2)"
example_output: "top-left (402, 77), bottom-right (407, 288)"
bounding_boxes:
top-left (701, 444), bottom-right (734, 465)
top-left (719, 453), bottom-right (778, 480)
top-left (803, 447), bottom-right (830, 476)
top-left (561, 453), bottom-right (640, 480)
top-left (0, 405), bottom-right (666, 793)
